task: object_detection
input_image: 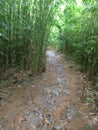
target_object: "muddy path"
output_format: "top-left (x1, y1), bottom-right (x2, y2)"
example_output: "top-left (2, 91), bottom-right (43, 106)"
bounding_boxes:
top-left (0, 50), bottom-right (98, 130)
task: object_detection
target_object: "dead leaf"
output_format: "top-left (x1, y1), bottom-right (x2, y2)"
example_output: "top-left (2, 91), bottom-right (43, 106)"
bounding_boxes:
top-left (45, 118), bottom-right (50, 124)
top-left (31, 125), bottom-right (36, 129)
top-left (18, 117), bottom-right (26, 124)
top-left (48, 89), bottom-right (51, 94)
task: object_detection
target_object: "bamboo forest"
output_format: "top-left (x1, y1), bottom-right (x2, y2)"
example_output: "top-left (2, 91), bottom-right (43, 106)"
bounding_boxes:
top-left (0, 0), bottom-right (98, 130)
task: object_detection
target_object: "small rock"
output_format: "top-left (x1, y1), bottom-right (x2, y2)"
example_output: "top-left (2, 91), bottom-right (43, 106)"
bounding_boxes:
top-left (65, 108), bottom-right (74, 122)
top-left (57, 64), bottom-right (61, 68)
top-left (0, 128), bottom-right (4, 130)
top-left (81, 124), bottom-right (92, 130)
top-left (52, 88), bottom-right (61, 96)
top-left (56, 77), bottom-right (62, 84)
top-left (0, 126), bottom-right (4, 130)
top-left (13, 79), bottom-right (23, 84)
top-left (43, 78), bottom-right (48, 81)
top-left (53, 125), bottom-right (63, 130)
top-left (63, 89), bottom-right (70, 95)
top-left (42, 124), bottom-right (48, 130)
top-left (75, 111), bottom-right (82, 118)
top-left (93, 116), bottom-right (98, 125)
top-left (44, 88), bottom-right (51, 94)
top-left (27, 71), bottom-right (32, 76)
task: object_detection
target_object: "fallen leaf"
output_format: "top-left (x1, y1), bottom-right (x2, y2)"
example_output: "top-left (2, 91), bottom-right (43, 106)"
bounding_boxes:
top-left (45, 118), bottom-right (49, 124)
top-left (18, 117), bottom-right (26, 124)
top-left (31, 125), bottom-right (36, 129)
top-left (48, 89), bottom-right (51, 94)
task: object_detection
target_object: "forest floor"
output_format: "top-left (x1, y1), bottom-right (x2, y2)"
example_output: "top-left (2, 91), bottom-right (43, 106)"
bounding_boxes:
top-left (0, 50), bottom-right (98, 130)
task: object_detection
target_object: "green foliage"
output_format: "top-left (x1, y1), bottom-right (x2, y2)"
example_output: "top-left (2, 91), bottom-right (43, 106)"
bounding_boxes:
top-left (0, 0), bottom-right (56, 75)
top-left (95, 82), bottom-right (98, 88)
top-left (1, 0), bottom-right (98, 83)
top-left (50, 0), bottom-right (98, 84)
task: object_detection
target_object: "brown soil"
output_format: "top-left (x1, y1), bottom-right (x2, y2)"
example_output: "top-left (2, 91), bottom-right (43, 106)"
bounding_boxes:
top-left (0, 50), bottom-right (98, 130)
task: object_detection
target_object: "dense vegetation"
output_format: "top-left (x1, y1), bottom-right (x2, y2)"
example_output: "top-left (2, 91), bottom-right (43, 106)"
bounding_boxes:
top-left (49, 0), bottom-right (98, 87)
top-left (0, 0), bottom-right (55, 75)
top-left (0, 0), bottom-right (98, 87)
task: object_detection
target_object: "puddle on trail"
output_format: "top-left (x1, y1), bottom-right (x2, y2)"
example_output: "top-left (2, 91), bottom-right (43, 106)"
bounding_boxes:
top-left (46, 50), bottom-right (57, 63)
top-left (46, 50), bottom-right (56, 58)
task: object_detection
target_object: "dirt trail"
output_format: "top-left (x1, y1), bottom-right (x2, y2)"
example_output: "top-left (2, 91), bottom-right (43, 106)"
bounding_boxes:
top-left (0, 50), bottom-right (98, 130)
